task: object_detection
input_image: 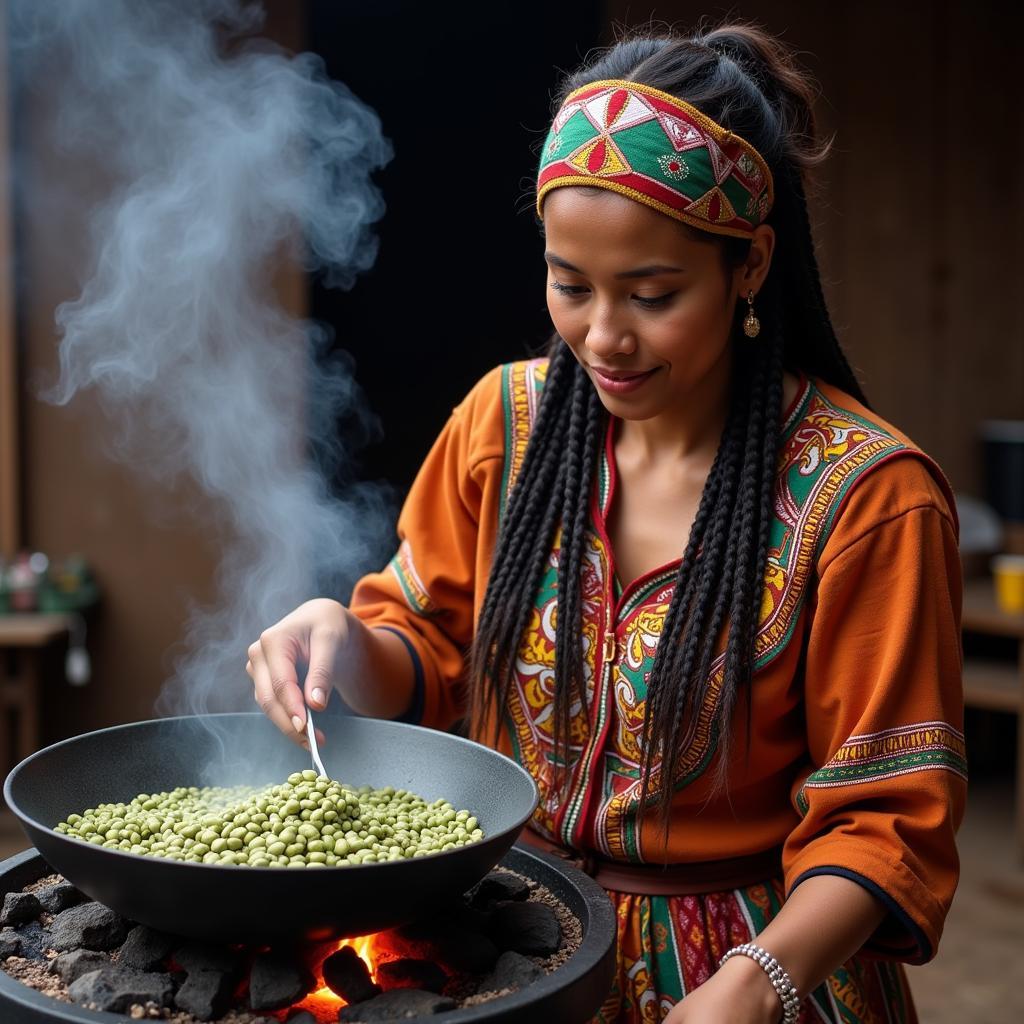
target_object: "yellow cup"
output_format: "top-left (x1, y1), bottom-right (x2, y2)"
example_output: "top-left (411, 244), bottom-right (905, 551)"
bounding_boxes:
top-left (992, 554), bottom-right (1024, 614)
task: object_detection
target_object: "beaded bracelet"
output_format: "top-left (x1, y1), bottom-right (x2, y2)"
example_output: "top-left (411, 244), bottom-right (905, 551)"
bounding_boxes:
top-left (718, 942), bottom-right (801, 1023)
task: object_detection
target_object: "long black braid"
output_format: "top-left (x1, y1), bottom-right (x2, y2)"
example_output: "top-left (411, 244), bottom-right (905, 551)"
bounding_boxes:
top-left (470, 23), bottom-right (868, 831)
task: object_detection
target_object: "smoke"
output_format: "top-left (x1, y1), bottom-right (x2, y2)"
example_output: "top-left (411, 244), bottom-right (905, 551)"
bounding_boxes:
top-left (9, 0), bottom-right (395, 715)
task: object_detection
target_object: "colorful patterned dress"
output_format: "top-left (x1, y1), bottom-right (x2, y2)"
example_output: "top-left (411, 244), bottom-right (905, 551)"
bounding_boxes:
top-left (350, 360), bottom-right (966, 1023)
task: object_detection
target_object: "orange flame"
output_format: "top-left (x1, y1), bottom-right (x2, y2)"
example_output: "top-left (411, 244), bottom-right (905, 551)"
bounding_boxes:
top-left (291, 935), bottom-right (377, 1022)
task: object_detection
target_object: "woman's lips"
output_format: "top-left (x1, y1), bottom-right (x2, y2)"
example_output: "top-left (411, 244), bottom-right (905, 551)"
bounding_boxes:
top-left (589, 365), bottom-right (659, 395)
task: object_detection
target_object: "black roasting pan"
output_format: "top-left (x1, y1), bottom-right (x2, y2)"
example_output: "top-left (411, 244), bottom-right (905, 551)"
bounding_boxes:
top-left (3, 713), bottom-right (539, 942)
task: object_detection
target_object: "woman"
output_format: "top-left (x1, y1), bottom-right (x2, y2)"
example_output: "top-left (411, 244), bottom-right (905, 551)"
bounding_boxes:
top-left (247, 24), bottom-right (965, 1024)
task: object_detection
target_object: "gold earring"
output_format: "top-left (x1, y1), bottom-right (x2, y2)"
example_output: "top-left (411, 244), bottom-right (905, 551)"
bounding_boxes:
top-left (743, 290), bottom-right (761, 338)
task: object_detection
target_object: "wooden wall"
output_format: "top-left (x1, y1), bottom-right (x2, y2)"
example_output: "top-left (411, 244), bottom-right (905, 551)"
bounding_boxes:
top-left (606, 0), bottom-right (1024, 492)
top-left (0, 2), bottom-right (18, 555)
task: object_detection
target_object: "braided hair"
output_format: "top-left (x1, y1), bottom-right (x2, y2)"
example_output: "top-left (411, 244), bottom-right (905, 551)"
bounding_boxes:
top-left (470, 24), bottom-right (868, 830)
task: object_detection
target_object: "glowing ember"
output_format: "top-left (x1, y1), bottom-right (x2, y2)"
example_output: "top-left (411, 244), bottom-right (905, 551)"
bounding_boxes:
top-left (290, 935), bottom-right (377, 1021)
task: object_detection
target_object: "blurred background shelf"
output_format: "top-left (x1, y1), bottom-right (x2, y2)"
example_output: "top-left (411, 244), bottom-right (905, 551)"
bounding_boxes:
top-left (961, 579), bottom-right (1024, 858)
top-left (963, 658), bottom-right (1019, 712)
top-left (0, 614), bottom-right (74, 646)
top-left (962, 579), bottom-right (1024, 638)
top-left (0, 613), bottom-right (73, 782)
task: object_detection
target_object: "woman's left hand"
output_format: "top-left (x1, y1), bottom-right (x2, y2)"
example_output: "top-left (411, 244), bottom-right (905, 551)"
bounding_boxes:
top-left (664, 955), bottom-right (782, 1024)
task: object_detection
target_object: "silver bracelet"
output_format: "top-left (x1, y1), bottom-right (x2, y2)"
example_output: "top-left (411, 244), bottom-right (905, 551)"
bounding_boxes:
top-left (718, 942), bottom-right (801, 1023)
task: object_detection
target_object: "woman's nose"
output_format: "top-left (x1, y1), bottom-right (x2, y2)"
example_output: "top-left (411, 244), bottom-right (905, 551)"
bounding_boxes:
top-left (585, 304), bottom-right (636, 358)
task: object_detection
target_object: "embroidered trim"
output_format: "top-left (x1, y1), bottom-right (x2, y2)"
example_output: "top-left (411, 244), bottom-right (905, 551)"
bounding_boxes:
top-left (499, 359), bottom-right (548, 521)
top-left (618, 569), bottom-right (677, 621)
top-left (753, 401), bottom-right (908, 670)
top-left (387, 539), bottom-right (437, 617)
top-left (597, 438), bottom-right (612, 516)
top-left (557, 529), bottom-right (615, 848)
top-left (537, 174), bottom-right (761, 240)
top-left (796, 721), bottom-right (967, 814)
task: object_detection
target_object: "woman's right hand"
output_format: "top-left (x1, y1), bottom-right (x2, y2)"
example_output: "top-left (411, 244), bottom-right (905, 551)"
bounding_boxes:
top-left (246, 598), bottom-right (350, 746)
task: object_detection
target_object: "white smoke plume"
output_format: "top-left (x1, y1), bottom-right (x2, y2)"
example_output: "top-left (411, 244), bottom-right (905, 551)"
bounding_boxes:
top-left (9, 0), bottom-right (394, 715)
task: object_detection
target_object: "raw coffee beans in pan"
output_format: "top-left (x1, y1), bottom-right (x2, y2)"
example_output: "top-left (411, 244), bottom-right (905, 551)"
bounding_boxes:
top-left (54, 770), bottom-right (484, 867)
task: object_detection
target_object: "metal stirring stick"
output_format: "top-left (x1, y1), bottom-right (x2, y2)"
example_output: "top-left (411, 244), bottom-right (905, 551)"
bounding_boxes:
top-left (305, 709), bottom-right (328, 778)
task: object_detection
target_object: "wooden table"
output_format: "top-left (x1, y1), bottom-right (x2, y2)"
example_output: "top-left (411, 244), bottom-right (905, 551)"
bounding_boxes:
top-left (961, 580), bottom-right (1024, 856)
top-left (0, 613), bottom-right (73, 776)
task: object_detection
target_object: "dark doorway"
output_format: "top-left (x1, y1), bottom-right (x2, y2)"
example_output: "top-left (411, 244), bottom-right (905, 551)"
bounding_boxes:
top-left (307, 1), bottom-right (603, 495)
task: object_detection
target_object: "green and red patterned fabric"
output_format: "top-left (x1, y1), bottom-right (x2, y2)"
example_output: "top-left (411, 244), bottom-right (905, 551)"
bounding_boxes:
top-left (598, 879), bottom-right (917, 1023)
top-left (537, 80), bottom-right (773, 238)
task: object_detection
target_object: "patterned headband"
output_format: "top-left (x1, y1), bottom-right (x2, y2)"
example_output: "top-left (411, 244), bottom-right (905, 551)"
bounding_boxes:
top-left (536, 80), bottom-right (774, 238)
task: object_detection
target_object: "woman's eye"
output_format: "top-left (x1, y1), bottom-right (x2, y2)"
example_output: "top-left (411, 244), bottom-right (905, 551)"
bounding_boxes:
top-left (633, 292), bottom-right (676, 308)
top-left (549, 281), bottom-right (587, 296)
top-left (548, 281), bottom-right (677, 308)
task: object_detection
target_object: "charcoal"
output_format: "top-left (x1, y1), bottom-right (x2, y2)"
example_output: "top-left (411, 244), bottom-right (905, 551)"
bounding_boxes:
top-left (249, 952), bottom-right (315, 1011)
top-left (476, 950), bottom-right (542, 994)
top-left (172, 940), bottom-right (242, 975)
top-left (50, 948), bottom-right (111, 984)
top-left (50, 902), bottom-right (130, 952)
top-left (1, 891), bottom-right (41, 927)
top-left (36, 882), bottom-right (85, 915)
top-left (14, 920), bottom-right (53, 960)
top-left (489, 902), bottom-right (561, 955)
top-left (449, 903), bottom-right (492, 934)
top-left (377, 918), bottom-right (499, 974)
top-left (67, 965), bottom-right (175, 1013)
top-left (175, 968), bottom-right (235, 1018)
top-left (434, 922), bottom-right (499, 973)
top-left (337, 988), bottom-right (457, 1020)
top-left (0, 928), bottom-right (22, 961)
top-left (322, 945), bottom-right (380, 1004)
top-left (286, 1013), bottom-right (318, 1024)
top-left (375, 958), bottom-right (446, 993)
top-left (470, 870), bottom-right (531, 907)
top-left (118, 925), bottom-right (176, 970)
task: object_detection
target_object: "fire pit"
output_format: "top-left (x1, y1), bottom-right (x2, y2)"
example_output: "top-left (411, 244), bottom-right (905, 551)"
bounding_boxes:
top-left (0, 843), bottom-right (616, 1023)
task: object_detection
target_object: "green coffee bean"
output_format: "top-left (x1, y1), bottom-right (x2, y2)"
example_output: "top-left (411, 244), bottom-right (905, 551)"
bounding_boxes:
top-left (55, 775), bottom-right (483, 868)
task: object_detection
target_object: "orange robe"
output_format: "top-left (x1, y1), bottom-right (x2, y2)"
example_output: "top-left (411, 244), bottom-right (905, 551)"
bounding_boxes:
top-left (351, 359), bottom-right (965, 1022)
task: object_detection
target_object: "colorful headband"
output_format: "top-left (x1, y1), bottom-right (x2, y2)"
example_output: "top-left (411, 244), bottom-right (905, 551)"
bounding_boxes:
top-left (536, 80), bottom-right (774, 238)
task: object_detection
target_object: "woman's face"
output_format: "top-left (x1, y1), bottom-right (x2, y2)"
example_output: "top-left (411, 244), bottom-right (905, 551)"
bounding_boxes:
top-left (542, 187), bottom-right (769, 422)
